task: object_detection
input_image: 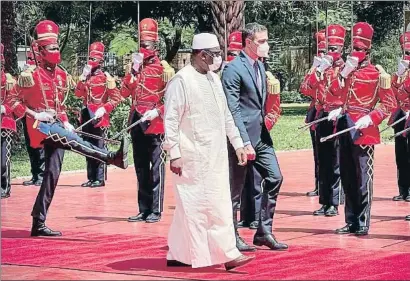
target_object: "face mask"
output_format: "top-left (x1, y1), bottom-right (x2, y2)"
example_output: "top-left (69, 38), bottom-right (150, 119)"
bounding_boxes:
top-left (256, 42), bottom-right (270, 58)
top-left (208, 55), bottom-right (222, 72)
top-left (88, 58), bottom-right (100, 70)
top-left (351, 51), bottom-right (367, 63)
top-left (140, 47), bottom-right (156, 60)
top-left (42, 51), bottom-right (61, 65)
top-left (327, 52), bottom-right (341, 62)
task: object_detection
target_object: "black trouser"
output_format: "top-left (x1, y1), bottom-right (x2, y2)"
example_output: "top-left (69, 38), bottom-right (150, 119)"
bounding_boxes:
top-left (229, 139), bottom-right (283, 235)
top-left (81, 108), bottom-right (107, 182)
top-left (316, 112), bottom-right (344, 207)
top-left (22, 117), bottom-right (45, 182)
top-left (240, 165), bottom-right (262, 223)
top-left (339, 121), bottom-right (374, 228)
top-left (130, 111), bottom-right (166, 215)
top-left (310, 128), bottom-right (320, 192)
top-left (31, 121), bottom-right (116, 221)
top-left (394, 117), bottom-right (410, 198)
top-left (1, 129), bottom-right (13, 196)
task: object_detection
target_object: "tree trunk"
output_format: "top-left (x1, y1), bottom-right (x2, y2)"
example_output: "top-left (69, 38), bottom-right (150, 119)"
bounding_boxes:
top-left (211, 1), bottom-right (245, 59)
top-left (165, 27), bottom-right (182, 63)
top-left (1, 1), bottom-right (18, 75)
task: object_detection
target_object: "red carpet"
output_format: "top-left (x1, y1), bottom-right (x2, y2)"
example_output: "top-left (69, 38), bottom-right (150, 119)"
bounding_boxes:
top-left (2, 145), bottom-right (410, 280)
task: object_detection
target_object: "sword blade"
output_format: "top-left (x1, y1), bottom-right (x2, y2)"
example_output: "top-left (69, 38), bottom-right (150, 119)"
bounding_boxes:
top-left (320, 126), bottom-right (356, 143)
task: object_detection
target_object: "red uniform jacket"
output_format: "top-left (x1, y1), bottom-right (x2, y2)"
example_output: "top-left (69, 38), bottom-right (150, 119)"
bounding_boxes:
top-left (75, 70), bottom-right (123, 128)
top-left (10, 66), bottom-right (70, 148)
top-left (121, 56), bottom-right (165, 135)
top-left (264, 71), bottom-right (281, 131)
top-left (328, 61), bottom-right (397, 145)
top-left (1, 71), bottom-right (17, 132)
top-left (300, 67), bottom-right (320, 125)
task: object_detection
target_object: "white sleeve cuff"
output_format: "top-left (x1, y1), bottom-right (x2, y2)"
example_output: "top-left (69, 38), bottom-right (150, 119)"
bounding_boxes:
top-left (169, 145), bottom-right (182, 160)
top-left (231, 137), bottom-right (244, 151)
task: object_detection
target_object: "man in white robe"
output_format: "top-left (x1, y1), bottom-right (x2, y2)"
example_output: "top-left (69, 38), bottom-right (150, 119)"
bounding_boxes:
top-left (163, 33), bottom-right (254, 271)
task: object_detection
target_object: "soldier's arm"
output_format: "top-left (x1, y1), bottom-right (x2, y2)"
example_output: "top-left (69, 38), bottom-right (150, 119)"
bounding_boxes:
top-left (265, 71), bottom-right (281, 130)
top-left (103, 73), bottom-right (124, 114)
top-left (2, 74), bottom-right (17, 115)
top-left (74, 80), bottom-right (87, 99)
top-left (368, 67), bottom-right (397, 126)
top-left (120, 73), bottom-right (137, 99)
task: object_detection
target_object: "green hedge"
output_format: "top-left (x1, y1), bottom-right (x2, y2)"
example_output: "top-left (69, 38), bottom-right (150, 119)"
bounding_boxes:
top-left (280, 91), bottom-right (311, 104)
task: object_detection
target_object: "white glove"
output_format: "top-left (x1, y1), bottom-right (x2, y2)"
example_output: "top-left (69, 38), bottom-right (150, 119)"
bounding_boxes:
top-left (94, 107), bottom-right (106, 119)
top-left (141, 109), bottom-right (159, 122)
top-left (132, 53), bottom-right (144, 72)
top-left (1, 105), bottom-right (5, 114)
top-left (34, 111), bottom-right (55, 122)
top-left (312, 56), bottom-right (322, 68)
top-left (328, 107), bottom-right (342, 121)
top-left (406, 111), bottom-right (410, 119)
top-left (341, 56), bottom-right (359, 78)
top-left (63, 122), bottom-right (75, 132)
top-left (317, 55), bottom-right (333, 73)
top-left (397, 58), bottom-right (409, 77)
top-left (80, 65), bottom-right (92, 81)
top-left (355, 115), bottom-right (373, 130)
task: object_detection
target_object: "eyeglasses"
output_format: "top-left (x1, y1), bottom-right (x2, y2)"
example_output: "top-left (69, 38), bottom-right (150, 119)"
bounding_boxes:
top-left (203, 49), bottom-right (222, 57)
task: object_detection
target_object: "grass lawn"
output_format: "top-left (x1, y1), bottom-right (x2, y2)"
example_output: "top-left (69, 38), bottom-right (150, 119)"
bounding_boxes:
top-left (10, 103), bottom-right (395, 178)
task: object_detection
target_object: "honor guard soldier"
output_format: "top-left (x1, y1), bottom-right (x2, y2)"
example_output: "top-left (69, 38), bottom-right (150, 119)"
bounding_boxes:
top-left (1, 43), bottom-right (17, 199)
top-left (300, 29), bottom-right (326, 197)
top-left (75, 42), bottom-right (123, 188)
top-left (305, 24), bottom-right (346, 217)
top-left (326, 22), bottom-right (396, 235)
top-left (10, 20), bottom-right (129, 237)
top-left (121, 18), bottom-right (174, 223)
top-left (21, 45), bottom-right (45, 187)
top-left (389, 32), bottom-right (410, 202)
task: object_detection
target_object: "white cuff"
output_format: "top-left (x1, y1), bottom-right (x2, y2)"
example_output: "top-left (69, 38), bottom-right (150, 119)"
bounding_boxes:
top-left (170, 145), bottom-right (181, 160)
top-left (231, 137), bottom-right (245, 151)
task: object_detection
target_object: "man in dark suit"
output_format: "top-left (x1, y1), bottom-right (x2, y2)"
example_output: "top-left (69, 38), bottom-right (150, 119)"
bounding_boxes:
top-left (222, 22), bottom-right (288, 251)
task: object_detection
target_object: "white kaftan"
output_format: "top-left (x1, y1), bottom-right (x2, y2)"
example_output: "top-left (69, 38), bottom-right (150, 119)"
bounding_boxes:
top-left (164, 64), bottom-right (244, 268)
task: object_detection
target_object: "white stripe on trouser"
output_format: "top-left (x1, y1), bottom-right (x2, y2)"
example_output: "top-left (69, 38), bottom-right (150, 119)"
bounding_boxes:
top-left (1, 130), bottom-right (13, 192)
top-left (360, 145), bottom-right (374, 226)
top-left (158, 134), bottom-right (166, 212)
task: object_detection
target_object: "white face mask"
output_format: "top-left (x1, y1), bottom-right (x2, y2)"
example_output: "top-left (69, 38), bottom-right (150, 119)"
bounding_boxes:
top-left (256, 42), bottom-right (270, 58)
top-left (208, 55), bottom-right (222, 72)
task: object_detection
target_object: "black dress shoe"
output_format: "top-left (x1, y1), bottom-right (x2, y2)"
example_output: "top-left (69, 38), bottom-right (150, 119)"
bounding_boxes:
top-left (325, 206), bottom-right (338, 217)
top-left (31, 219), bottom-right (62, 237)
top-left (225, 254), bottom-right (254, 271)
top-left (335, 224), bottom-right (357, 234)
top-left (405, 195), bottom-right (410, 202)
top-left (355, 226), bottom-right (369, 236)
top-left (167, 260), bottom-right (190, 267)
top-left (393, 195), bottom-right (404, 201)
top-left (237, 220), bottom-right (249, 228)
top-left (405, 215), bottom-right (410, 221)
top-left (1, 193), bottom-right (10, 199)
top-left (249, 221), bottom-right (259, 229)
top-left (313, 205), bottom-right (327, 216)
top-left (253, 233), bottom-right (288, 250)
top-left (128, 212), bottom-right (149, 222)
top-left (90, 180), bottom-right (105, 188)
top-left (23, 178), bottom-right (36, 186)
top-left (306, 189), bottom-right (319, 197)
top-left (34, 180), bottom-right (42, 186)
top-left (236, 234), bottom-right (256, 252)
top-left (81, 180), bottom-right (93, 187)
top-left (146, 213), bottom-right (161, 223)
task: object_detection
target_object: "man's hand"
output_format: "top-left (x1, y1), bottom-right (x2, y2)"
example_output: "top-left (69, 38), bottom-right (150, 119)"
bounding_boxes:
top-left (312, 56), bottom-right (322, 68)
top-left (80, 64), bottom-right (92, 81)
top-left (63, 122), bottom-right (75, 132)
top-left (397, 58), bottom-right (409, 77)
top-left (236, 147), bottom-right (248, 166)
top-left (1, 105), bottom-right (6, 115)
top-left (317, 55), bottom-right (333, 73)
top-left (170, 158), bottom-right (183, 176)
top-left (141, 109), bottom-right (159, 122)
top-left (327, 107), bottom-right (342, 121)
top-left (244, 144), bottom-right (256, 161)
top-left (341, 56), bottom-right (359, 78)
top-left (132, 53), bottom-right (144, 72)
top-left (355, 115), bottom-right (373, 130)
top-left (34, 111), bottom-right (55, 122)
top-left (94, 107), bottom-right (106, 119)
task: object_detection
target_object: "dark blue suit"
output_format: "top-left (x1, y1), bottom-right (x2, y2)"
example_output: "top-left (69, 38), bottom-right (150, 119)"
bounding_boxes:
top-left (222, 51), bottom-right (283, 236)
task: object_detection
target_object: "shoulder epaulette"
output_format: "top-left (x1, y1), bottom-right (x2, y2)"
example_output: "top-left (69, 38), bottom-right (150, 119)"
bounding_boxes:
top-left (5, 73), bottom-right (16, 91)
top-left (18, 69), bottom-right (35, 88)
top-left (104, 72), bottom-right (117, 90)
top-left (160, 60), bottom-right (175, 83)
top-left (124, 63), bottom-right (132, 75)
top-left (375, 64), bottom-right (391, 90)
top-left (266, 71), bottom-right (280, 94)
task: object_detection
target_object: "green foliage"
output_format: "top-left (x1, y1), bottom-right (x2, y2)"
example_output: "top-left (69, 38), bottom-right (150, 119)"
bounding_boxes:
top-left (372, 35), bottom-right (401, 74)
top-left (280, 91), bottom-right (310, 104)
top-left (108, 24), bottom-right (138, 56)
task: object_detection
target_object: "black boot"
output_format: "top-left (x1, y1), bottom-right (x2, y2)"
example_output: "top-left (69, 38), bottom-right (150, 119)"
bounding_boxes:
top-left (405, 215), bottom-right (410, 221)
top-left (81, 180), bottom-right (93, 187)
top-left (31, 219), bottom-right (62, 237)
top-left (90, 180), bottom-right (105, 188)
top-left (236, 232), bottom-right (256, 252)
top-left (313, 205), bottom-right (327, 216)
top-left (335, 224), bottom-right (357, 234)
top-left (393, 195), bottom-right (404, 201)
top-left (106, 137), bottom-right (129, 169)
top-left (306, 189), bottom-right (319, 197)
top-left (23, 178), bottom-right (37, 186)
top-left (325, 206), bottom-right (338, 217)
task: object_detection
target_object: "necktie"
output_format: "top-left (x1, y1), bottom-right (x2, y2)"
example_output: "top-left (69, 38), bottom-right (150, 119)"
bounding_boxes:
top-left (254, 62), bottom-right (261, 93)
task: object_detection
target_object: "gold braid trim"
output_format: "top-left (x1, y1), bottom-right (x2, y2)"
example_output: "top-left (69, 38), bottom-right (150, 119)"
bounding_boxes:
top-left (18, 70), bottom-right (35, 88)
top-left (5, 73), bottom-right (16, 91)
top-left (375, 65), bottom-right (391, 90)
top-left (266, 71), bottom-right (280, 94)
top-left (160, 60), bottom-right (175, 83)
top-left (105, 72), bottom-right (117, 90)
